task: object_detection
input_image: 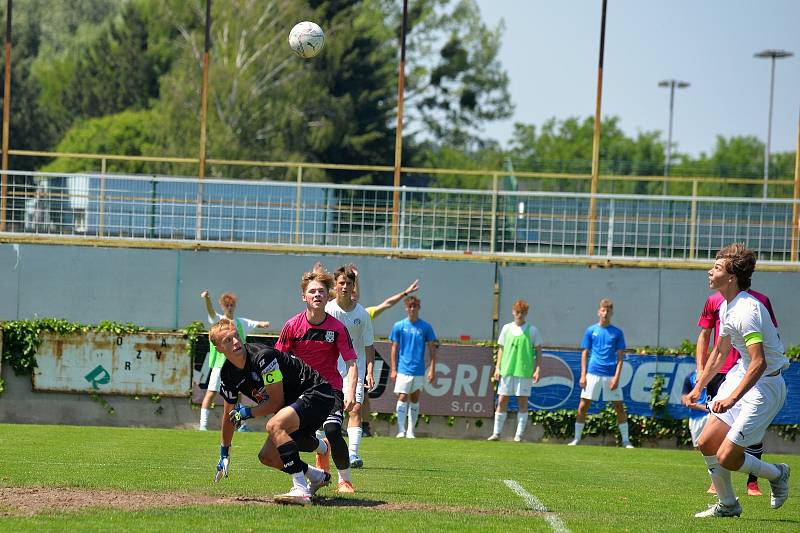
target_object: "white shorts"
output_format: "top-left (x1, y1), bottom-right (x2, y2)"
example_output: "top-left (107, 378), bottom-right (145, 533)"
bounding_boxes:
top-left (344, 373), bottom-right (366, 404)
top-left (394, 373), bottom-right (425, 394)
top-left (689, 415), bottom-right (708, 447)
top-left (497, 376), bottom-right (533, 397)
top-left (712, 371), bottom-right (787, 447)
top-left (207, 367), bottom-right (222, 392)
top-left (580, 373), bottom-right (623, 402)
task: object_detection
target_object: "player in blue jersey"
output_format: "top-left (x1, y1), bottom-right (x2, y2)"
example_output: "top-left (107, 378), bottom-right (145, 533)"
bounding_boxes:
top-left (568, 298), bottom-right (633, 448)
top-left (390, 295), bottom-right (438, 439)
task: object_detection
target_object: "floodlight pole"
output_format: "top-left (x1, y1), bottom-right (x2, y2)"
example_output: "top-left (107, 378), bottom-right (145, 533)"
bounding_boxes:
top-left (658, 79), bottom-right (689, 194)
top-left (196, 0), bottom-right (211, 240)
top-left (587, 0), bottom-right (607, 256)
top-left (391, 0), bottom-right (408, 249)
top-left (791, 107), bottom-right (800, 262)
top-left (755, 49), bottom-right (793, 199)
top-left (0, 0), bottom-right (12, 232)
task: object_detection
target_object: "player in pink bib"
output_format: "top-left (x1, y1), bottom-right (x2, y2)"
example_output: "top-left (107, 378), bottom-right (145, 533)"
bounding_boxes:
top-left (276, 269), bottom-right (358, 494)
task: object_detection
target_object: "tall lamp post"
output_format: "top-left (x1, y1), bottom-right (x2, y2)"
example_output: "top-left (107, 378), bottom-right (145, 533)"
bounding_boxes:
top-left (754, 49), bottom-right (793, 198)
top-left (658, 79), bottom-right (689, 194)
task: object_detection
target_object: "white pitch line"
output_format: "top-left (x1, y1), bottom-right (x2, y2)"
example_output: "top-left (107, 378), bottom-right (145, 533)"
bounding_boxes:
top-left (504, 479), bottom-right (571, 533)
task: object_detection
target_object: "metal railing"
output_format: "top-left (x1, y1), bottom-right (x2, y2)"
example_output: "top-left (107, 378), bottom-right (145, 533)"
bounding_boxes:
top-left (1, 170), bottom-right (798, 266)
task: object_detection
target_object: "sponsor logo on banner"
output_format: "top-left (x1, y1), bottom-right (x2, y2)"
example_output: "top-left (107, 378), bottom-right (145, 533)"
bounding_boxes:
top-left (368, 342), bottom-right (494, 417)
top-left (530, 354), bottom-right (575, 409)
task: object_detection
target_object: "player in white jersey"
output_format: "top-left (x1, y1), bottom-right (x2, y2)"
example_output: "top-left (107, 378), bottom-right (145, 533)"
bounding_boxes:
top-left (325, 265), bottom-right (375, 468)
top-left (684, 243), bottom-right (790, 518)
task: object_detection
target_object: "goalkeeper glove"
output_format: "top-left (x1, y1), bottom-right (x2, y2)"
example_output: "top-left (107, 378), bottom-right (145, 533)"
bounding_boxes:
top-left (228, 405), bottom-right (253, 429)
top-left (214, 445), bottom-right (230, 483)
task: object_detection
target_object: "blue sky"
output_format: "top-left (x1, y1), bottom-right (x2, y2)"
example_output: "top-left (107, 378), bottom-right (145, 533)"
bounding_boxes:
top-left (474, 0), bottom-right (799, 157)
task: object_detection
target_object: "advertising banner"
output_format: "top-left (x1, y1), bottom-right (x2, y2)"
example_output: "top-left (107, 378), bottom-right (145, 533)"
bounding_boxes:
top-left (530, 350), bottom-right (800, 424)
top-left (188, 336), bottom-right (799, 423)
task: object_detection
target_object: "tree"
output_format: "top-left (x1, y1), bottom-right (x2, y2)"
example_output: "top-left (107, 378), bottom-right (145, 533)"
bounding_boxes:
top-left (33, 1), bottom-right (173, 139)
top-left (386, 0), bottom-right (513, 150)
top-left (671, 135), bottom-right (764, 196)
top-left (305, 0), bottom-right (398, 183)
top-left (508, 116), bottom-right (666, 193)
top-left (41, 109), bottom-right (169, 175)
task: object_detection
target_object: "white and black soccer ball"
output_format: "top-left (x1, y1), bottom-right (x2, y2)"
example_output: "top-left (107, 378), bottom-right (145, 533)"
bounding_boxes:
top-left (289, 21), bottom-right (325, 59)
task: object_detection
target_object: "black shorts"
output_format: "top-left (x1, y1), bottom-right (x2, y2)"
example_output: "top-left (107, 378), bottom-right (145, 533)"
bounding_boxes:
top-left (288, 382), bottom-right (335, 440)
top-left (323, 389), bottom-right (345, 427)
top-left (706, 373), bottom-right (726, 401)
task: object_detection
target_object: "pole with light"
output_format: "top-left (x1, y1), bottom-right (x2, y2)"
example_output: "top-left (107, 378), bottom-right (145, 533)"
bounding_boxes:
top-left (658, 79), bottom-right (689, 194)
top-left (390, 0), bottom-right (409, 249)
top-left (754, 49), bottom-right (793, 198)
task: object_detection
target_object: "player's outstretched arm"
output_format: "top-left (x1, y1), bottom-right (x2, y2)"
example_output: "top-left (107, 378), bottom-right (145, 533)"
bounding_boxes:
top-left (370, 279), bottom-right (420, 319)
top-left (201, 290), bottom-right (217, 322)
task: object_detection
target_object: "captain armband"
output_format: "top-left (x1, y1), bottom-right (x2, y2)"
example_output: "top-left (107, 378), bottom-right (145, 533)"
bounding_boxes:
top-left (743, 332), bottom-right (764, 346)
top-left (262, 368), bottom-right (283, 385)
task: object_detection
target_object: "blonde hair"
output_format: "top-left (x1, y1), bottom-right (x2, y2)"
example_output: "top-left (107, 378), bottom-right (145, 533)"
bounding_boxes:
top-left (208, 318), bottom-right (237, 348)
top-left (599, 298), bottom-right (614, 309)
top-left (301, 270), bottom-right (334, 293)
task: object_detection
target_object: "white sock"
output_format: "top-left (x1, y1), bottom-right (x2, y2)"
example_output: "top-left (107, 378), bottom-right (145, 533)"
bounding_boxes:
top-left (305, 465), bottom-right (324, 482)
top-left (574, 422), bottom-right (585, 441)
top-left (292, 471), bottom-right (309, 492)
top-left (347, 426), bottom-right (363, 456)
top-left (739, 453), bottom-right (781, 480)
top-left (396, 401), bottom-right (408, 434)
top-left (338, 467), bottom-right (351, 483)
top-left (493, 412), bottom-right (507, 436)
top-left (408, 402), bottom-right (420, 433)
top-left (315, 438), bottom-right (328, 455)
top-left (704, 455), bottom-right (737, 506)
top-left (200, 408), bottom-right (209, 428)
top-left (619, 422), bottom-right (630, 443)
top-left (515, 412), bottom-right (528, 438)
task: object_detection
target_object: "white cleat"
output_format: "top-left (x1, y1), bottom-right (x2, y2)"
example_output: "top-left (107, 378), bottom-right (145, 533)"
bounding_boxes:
top-left (395, 431), bottom-right (406, 438)
top-left (567, 439), bottom-right (580, 446)
top-left (405, 432), bottom-right (416, 439)
top-left (487, 434), bottom-right (500, 441)
top-left (770, 463), bottom-right (790, 509)
top-left (349, 454), bottom-right (364, 468)
top-left (623, 441), bottom-right (635, 449)
top-left (694, 499), bottom-right (741, 518)
top-left (513, 436), bottom-right (522, 442)
top-left (274, 486), bottom-right (311, 506)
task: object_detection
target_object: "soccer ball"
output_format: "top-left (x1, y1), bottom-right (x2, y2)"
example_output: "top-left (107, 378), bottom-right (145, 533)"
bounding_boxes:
top-left (289, 21), bottom-right (325, 59)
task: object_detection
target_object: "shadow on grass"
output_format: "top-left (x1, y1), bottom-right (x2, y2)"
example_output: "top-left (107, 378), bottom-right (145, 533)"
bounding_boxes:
top-left (313, 496), bottom-right (387, 507)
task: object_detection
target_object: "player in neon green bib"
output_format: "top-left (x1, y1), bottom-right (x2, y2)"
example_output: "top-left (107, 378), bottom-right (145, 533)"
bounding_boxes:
top-left (199, 290), bottom-right (270, 431)
top-left (488, 299), bottom-right (543, 442)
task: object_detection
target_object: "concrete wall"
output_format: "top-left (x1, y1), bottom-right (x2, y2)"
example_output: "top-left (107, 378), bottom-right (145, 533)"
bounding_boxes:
top-left (1, 242), bottom-right (799, 347)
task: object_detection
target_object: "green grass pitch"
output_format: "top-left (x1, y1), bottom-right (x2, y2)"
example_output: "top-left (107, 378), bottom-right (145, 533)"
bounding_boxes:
top-left (0, 423), bottom-right (797, 532)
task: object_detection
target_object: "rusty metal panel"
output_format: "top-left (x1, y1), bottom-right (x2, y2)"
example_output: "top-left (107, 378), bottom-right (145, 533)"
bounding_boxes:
top-left (32, 331), bottom-right (191, 396)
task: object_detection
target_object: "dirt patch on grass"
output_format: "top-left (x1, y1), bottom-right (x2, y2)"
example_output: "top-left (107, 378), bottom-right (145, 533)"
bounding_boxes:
top-left (1, 486), bottom-right (534, 518)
